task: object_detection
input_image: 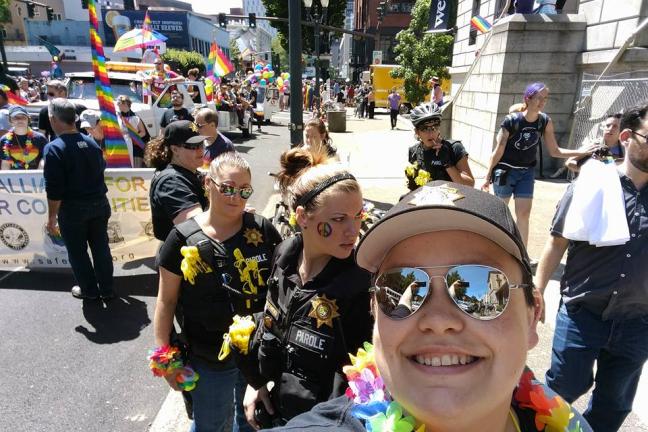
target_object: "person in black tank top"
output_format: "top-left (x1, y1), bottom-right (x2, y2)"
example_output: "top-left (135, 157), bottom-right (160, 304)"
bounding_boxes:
top-left (481, 82), bottom-right (595, 249)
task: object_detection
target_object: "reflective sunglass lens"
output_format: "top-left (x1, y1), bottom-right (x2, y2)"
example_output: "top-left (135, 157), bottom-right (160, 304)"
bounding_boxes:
top-left (240, 189), bottom-right (253, 199)
top-left (375, 268), bottom-right (429, 319)
top-left (446, 266), bottom-right (510, 320)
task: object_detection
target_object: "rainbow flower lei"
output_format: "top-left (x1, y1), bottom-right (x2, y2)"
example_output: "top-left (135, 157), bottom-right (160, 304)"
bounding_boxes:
top-left (343, 343), bottom-right (585, 432)
top-left (147, 345), bottom-right (200, 391)
top-left (3, 128), bottom-right (38, 169)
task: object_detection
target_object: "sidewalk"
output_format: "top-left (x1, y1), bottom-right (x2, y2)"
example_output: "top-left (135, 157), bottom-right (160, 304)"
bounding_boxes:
top-left (150, 108), bottom-right (647, 431)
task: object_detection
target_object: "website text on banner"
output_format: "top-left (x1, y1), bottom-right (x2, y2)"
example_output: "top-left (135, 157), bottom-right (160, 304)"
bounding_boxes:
top-left (0, 169), bottom-right (160, 270)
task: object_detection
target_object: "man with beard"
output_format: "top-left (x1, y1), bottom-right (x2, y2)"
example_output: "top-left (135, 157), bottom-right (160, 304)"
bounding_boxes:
top-left (535, 103), bottom-right (648, 432)
top-left (160, 90), bottom-right (193, 132)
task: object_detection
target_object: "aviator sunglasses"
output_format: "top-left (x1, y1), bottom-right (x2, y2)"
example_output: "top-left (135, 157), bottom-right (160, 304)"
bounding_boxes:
top-left (209, 177), bottom-right (254, 199)
top-left (372, 265), bottom-right (530, 321)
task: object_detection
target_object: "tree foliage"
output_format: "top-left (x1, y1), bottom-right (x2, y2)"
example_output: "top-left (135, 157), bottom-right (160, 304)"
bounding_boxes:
top-left (0, 0), bottom-right (12, 24)
top-left (161, 49), bottom-right (205, 76)
top-left (391, 0), bottom-right (454, 105)
top-left (271, 36), bottom-right (289, 72)
top-left (229, 39), bottom-right (242, 72)
top-left (261, 0), bottom-right (346, 54)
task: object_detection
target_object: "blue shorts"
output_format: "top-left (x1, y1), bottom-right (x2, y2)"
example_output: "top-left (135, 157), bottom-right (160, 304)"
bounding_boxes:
top-left (493, 166), bottom-right (535, 199)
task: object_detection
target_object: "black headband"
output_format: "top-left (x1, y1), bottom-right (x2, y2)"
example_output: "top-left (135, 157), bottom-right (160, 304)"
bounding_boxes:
top-left (295, 173), bottom-right (356, 208)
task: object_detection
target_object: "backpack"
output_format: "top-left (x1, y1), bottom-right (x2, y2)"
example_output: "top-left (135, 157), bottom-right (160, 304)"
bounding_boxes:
top-left (506, 111), bottom-right (549, 137)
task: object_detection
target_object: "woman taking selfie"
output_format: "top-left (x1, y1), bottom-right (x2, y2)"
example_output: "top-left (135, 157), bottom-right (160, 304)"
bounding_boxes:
top-left (152, 152), bottom-right (281, 432)
top-left (240, 148), bottom-right (372, 429)
top-left (267, 181), bottom-right (591, 432)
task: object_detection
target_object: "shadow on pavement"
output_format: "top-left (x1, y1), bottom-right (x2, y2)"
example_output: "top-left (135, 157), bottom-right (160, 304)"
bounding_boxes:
top-left (233, 145), bottom-right (254, 153)
top-left (75, 295), bottom-right (152, 344)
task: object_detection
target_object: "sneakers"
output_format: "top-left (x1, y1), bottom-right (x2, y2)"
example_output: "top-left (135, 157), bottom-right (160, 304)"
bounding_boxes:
top-left (71, 286), bottom-right (98, 300)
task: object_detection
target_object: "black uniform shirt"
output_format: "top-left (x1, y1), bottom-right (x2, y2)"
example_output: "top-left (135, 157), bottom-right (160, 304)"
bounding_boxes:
top-left (551, 174), bottom-right (648, 320)
top-left (149, 164), bottom-right (207, 241)
top-left (407, 140), bottom-right (468, 190)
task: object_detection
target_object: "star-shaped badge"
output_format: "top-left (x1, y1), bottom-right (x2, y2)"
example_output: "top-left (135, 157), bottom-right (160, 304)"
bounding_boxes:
top-left (308, 295), bottom-right (340, 329)
top-left (243, 228), bottom-right (263, 246)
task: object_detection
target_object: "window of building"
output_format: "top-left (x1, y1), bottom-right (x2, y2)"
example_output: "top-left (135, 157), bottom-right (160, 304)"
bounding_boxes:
top-left (468, 0), bottom-right (480, 45)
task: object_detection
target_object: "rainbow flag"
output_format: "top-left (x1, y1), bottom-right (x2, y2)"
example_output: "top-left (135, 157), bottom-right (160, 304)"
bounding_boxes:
top-left (121, 116), bottom-right (146, 150)
top-left (471, 15), bottom-right (492, 34)
top-left (206, 42), bottom-right (234, 78)
top-left (87, 0), bottom-right (130, 168)
top-left (0, 85), bottom-right (28, 106)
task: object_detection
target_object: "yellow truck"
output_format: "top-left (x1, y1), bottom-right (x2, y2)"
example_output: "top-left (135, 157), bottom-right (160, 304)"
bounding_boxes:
top-left (368, 64), bottom-right (449, 113)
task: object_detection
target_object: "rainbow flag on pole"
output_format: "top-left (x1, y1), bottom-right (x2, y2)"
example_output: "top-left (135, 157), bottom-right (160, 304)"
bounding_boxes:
top-left (206, 42), bottom-right (235, 78)
top-left (470, 15), bottom-right (492, 33)
top-left (88, 0), bottom-right (131, 167)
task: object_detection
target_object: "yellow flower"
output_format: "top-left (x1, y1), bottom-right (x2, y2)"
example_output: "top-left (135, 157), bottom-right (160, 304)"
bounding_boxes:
top-left (414, 169), bottom-right (431, 186)
top-left (536, 396), bottom-right (574, 432)
top-left (342, 342), bottom-right (376, 376)
top-left (180, 246), bottom-right (213, 285)
top-left (288, 211), bottom-right (298, 227)
top-left (405, 162), bottom-right (418, 178)
top-left (218, 315), bottom-right (257, 360)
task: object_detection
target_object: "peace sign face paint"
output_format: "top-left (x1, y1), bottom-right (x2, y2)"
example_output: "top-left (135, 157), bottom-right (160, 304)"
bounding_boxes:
top-left (317, 222), bottom-right (333, 238)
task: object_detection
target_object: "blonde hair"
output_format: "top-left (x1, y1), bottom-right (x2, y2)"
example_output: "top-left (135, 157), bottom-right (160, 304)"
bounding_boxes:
top-left (277, 147), bottom-right (360, 212)
top-left (209, 151), bottom-right (250, 179)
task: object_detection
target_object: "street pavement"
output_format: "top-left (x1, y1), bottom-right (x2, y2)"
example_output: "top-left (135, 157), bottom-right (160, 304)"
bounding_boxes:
top-left (0, 125), bottom-right (289, 432)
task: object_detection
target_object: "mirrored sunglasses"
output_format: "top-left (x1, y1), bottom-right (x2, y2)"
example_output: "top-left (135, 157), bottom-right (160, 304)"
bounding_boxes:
top-left (209, 177), bottom-right (254, 199)
top-left (372, 265), bottom-right (529, 321)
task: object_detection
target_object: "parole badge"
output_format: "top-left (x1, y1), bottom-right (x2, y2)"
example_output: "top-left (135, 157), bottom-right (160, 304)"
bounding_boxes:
top-left (308, 295), bottom-right (340, 329)
top-left (409, 184), bottom-right (465, 207)
top-left (243, 228), bottom-right (264, 246)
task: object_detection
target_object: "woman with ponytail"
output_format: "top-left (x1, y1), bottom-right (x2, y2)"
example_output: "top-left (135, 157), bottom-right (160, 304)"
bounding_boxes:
top-left (239, 147), bottom-right (372, 429)
top-left (481, 82), bottom-right (595, 249)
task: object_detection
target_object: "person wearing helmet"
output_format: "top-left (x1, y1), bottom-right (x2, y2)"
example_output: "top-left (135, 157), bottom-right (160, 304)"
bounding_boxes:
top-left (406, 102), bottom-right (474, 191)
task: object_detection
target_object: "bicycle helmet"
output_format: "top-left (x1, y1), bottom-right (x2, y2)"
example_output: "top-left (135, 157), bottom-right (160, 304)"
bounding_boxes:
top-left (410, 102), bottom-right (442, 127)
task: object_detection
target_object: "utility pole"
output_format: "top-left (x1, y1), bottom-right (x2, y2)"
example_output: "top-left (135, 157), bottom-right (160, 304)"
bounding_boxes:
top-left (288, 0), bottom-right (303, 146)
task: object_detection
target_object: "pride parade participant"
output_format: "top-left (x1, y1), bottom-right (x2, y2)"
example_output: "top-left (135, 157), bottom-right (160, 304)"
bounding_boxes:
top-left (239, 148), bottom-right (372, 429)
top-left (265, 181), bottom-right (591, 432)
top-left (153, 152), bottom-right (281, 432)
top-left (406, 102), bottom-right (474, 190)
top-left (1, 106), bottom-right (47, 170)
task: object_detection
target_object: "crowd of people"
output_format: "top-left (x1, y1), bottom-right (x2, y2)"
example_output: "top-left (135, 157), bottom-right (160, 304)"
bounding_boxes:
top-left (0, 69), bottom-right (645, 432)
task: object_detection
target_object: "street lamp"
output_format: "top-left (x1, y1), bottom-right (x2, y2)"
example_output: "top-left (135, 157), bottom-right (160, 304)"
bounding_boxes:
top-left (304, 0), bottom-right (328, 111)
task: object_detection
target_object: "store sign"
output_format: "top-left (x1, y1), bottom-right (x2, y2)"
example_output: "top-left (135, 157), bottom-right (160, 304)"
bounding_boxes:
top-left (372, 51), bottom-right (383, 65)
top-left (427, 0), bottom-right (452, 33)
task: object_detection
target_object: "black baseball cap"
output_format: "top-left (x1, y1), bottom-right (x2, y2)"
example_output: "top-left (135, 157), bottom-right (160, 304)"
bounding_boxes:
top-left (163, 120), bottom-right (207, 146)
top-left (355, 181), bottom-right (532, 276)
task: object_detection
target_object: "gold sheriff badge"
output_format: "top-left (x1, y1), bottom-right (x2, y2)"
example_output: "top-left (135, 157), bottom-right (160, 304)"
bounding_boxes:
top-left (243, 228), bottom-right (264, 246)
top-left (308, 295), bottom-right (340, 329)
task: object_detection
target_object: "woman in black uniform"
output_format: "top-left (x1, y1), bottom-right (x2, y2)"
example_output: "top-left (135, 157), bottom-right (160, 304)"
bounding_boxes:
top-left (146, 120), bottom-right (209, 242)
top-left (153, 152), bottom-right (282, 432)
top-left (406, 102), bottom-right (474, 191)
top-left (240, 148), bottom-right (372, 429)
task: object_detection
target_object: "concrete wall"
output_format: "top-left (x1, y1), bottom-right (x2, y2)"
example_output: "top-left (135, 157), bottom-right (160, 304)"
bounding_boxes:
top-left (579, 0), bottom-right (648, 52)
top-left (450, 14), bottom-right (587, 170)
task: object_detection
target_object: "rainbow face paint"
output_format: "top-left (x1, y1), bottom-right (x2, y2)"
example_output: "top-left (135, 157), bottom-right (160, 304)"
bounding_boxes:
top-left (317, 222), bottom-right (332, 238)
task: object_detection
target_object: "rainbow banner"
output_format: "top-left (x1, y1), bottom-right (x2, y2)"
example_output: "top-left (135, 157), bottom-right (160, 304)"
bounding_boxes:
top-left (121, 116), bottom-right (146, 150)
top-left (206, 42), bottom-right (235, 78)
top-left (470, 15), bottom-right (492, 34)
top-left (88, 0), bottom-right (131, 168)
top-left (0, 85), bottom-right (28, 106)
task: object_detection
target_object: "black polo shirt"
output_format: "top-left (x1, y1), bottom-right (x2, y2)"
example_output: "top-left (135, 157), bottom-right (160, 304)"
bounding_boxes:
top-left (149, 164), bottom-right (207, 241)
top-left (551, 174), bottom-right (648, 320)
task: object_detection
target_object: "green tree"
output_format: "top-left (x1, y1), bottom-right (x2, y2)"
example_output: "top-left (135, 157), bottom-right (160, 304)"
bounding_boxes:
top-left (229, 39), bottom-right (242, 72)
top-left (271, 36), bottom-right (289, 72)
top-left (0, 0), bottom-right (11, 24)
top-left (391, 0), bottom-right (454, 105)
top-left (161, 49), bottom-right (205, 76)
top-left (262, 0), bottom-right (346, 54)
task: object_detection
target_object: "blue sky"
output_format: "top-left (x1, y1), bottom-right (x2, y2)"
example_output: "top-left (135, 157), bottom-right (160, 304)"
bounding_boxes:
top-left (186, 0), bottom-right (242, 15)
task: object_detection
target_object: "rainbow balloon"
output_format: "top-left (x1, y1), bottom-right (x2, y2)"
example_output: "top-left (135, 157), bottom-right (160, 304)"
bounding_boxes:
top-left (470, 15), bottom-right (492, 34)
top-left (88, 0), bottom-right (131, 167)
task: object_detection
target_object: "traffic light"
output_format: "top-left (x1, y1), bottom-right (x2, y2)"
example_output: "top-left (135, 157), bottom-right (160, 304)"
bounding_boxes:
top-left (249, 13), bottom-right (256, 29)
top-left (27, 2), bottom-right (35, 18)
top-left (377, 1), bottom-right (387, 22)
top-left (218, 13), bottom-right (227, 28)
top-left (46, 7), bottom-right (54, 22)
top-left (81, 0), bottom-right (88, 9)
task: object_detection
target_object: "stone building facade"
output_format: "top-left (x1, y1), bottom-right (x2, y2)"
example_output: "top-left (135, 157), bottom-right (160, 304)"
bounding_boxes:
top-left (448, 0), bottom-right (648, 170)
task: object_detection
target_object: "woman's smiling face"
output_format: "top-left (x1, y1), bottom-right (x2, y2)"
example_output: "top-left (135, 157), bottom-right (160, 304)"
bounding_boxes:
top-left (373, 230), bottom-right (540, 430)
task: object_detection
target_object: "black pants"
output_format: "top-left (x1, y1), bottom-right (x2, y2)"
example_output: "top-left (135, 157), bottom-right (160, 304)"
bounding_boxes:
top-left (58, 197), bottom-right (113, 296)
top-left (390, 109), bottom-right (399, 128)
top-left (368, 102), bottom-right (375, 119)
